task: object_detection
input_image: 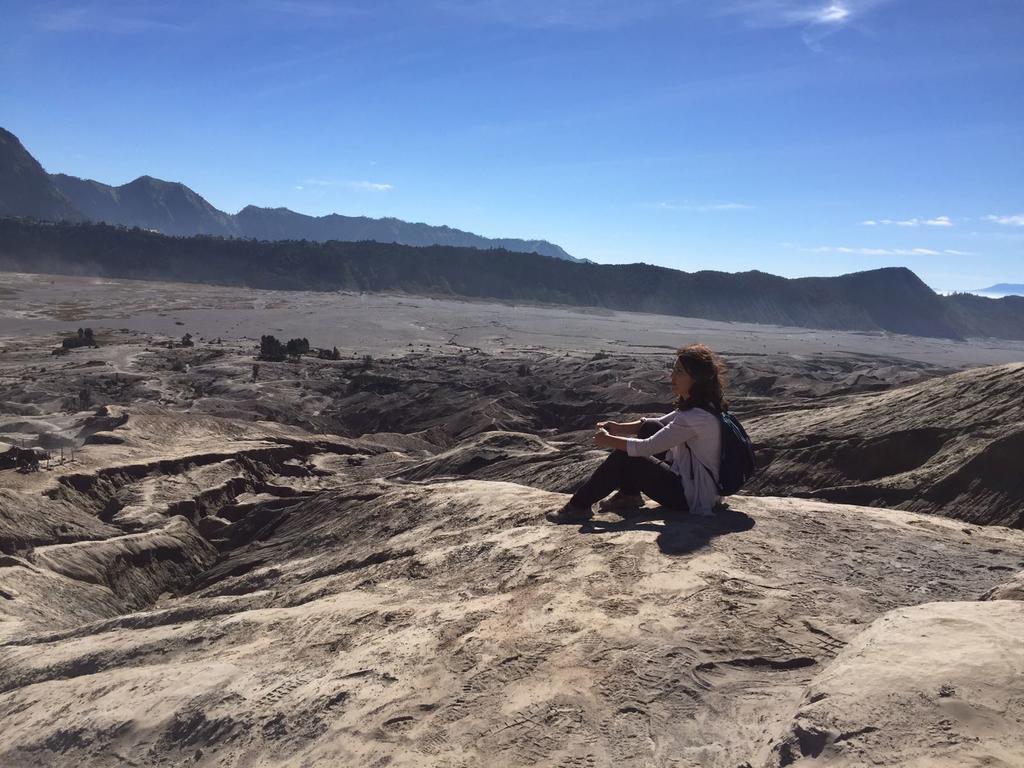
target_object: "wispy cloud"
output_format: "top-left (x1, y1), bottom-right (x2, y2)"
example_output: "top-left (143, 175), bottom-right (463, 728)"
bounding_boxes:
top-left (651, 200), bottom-right (753, 212)
top-left (436, 0), bottom-right (889, 43)
top-left (347, 181), bottom-right (394, 191)
top-left (298, 178), bottom-right (393, 191)
top-left (804, 246), bottom-right (974, 256)
top-left (723, 1), bottom-right (848, 26)
top-left (862, 215), bottom-right (953, 227)
top-left (36, 3), bottom-right (184, 33)
top-left (984, 213), bottom-right (1024, 227)
top-left (720, 1), bottom-right (891, 50)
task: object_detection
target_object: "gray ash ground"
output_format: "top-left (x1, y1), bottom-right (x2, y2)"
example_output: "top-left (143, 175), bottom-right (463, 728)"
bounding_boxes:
top-left (2, 282), bottom-right (1024, 767)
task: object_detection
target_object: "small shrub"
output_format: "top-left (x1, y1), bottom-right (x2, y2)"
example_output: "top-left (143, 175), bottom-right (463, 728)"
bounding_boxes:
top-left (317, 346), bottom-right (342, 360)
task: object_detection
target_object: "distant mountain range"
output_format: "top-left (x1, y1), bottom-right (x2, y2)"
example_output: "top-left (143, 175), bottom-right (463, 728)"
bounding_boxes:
top-left (976, 284), bottom-right (1024, 296)
top-left (0, 129), bottom-right (83, 223)
top-left (5, 126), bottom-right (1024, 340)
top-left (0, 127), bottom-right (580, 261)
top-left (4, 217), bottom-right (1024, 340)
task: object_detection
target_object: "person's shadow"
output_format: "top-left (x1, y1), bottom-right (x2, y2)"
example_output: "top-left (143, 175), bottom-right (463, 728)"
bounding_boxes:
top-left (579, 505), bottom-right (755, 556)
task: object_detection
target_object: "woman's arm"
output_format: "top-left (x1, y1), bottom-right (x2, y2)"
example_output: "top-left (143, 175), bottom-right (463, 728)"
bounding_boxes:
top-left (623, 415), bottom-right (698, 458)
top-left (596, 419), bottom-right (644, 436)
top-left (593, 428), bottom-right (629, 451)
top-left (597, 413), bottom-right (673, 436)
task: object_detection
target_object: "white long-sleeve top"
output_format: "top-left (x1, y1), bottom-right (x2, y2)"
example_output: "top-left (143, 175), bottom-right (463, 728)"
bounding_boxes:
top-left (624, 408), bottom-right (721, 515)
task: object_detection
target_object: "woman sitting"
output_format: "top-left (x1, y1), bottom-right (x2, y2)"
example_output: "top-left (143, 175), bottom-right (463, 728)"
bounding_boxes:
top-left (547, 343), bottom-right (726, 524)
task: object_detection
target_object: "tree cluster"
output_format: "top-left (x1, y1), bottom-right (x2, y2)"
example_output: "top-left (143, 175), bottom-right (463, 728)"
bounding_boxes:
top-left (259, 335), bottom-right (311, 361)
top-left (287, 338), bottom-right (310, 358)
top-left (61, 327), bottom-right (97, 350)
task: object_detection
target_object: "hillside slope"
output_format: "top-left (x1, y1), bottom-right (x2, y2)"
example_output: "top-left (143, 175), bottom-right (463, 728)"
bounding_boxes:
top-left (747, 362), bottom-right (1024, 526)
top-left (51, 173), bottom-right (239, 236)
top-left (0, 218), bottom-right (1000, 339)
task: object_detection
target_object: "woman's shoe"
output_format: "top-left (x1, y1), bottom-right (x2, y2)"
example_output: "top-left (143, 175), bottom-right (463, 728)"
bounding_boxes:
top-left (545, 503), bottom-right (594, 524)
top-left (598, 492), bottom-right (643, 512)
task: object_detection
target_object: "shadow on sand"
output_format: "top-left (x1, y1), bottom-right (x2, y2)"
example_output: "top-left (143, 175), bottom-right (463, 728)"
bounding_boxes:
top-left (579, 506), bottom-right (755, 556)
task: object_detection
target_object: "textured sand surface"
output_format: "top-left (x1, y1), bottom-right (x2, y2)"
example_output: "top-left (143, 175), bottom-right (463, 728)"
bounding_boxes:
top-left (767, 600), bottom-right (1024, 767)
top-left (4, 465), bottom-right (1024, 767)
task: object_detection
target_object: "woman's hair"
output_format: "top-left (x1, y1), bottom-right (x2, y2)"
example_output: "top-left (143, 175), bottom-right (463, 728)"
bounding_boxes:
top-left (674, 343), bottom-right (729, 411)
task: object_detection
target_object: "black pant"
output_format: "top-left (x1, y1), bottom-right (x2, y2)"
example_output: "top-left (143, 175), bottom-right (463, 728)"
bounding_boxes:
top-left (570, 421), bottom-right (688, 511)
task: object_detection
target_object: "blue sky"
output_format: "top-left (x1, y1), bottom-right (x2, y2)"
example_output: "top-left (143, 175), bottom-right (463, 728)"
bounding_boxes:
top-left (1, 0), bottom-right (1022, 292)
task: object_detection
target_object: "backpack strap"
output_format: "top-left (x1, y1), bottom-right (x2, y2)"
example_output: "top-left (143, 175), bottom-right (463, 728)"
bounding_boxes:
top-left (686, 434), bottom-right (722, 493)
top-left (689, 403), bottom-right (727, 493)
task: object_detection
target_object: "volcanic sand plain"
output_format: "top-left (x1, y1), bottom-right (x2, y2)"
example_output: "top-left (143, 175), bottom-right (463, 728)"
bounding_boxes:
top-left (4, 271), bottom-right (1024, 366)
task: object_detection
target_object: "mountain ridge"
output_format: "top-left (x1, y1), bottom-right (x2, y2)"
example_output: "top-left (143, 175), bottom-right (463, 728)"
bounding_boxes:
top-left (0, 128), bottom-right (83, 222)
top-left (1, 126), bottom-right (579, 261)
top-left (977, 283), bottom-right (1024, 295)
top-left (4, 217), bottom-right (1024, 340)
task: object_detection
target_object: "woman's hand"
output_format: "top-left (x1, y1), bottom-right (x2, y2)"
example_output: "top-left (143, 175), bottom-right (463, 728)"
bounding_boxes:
top-left (596, 420), bottom-right (622, 435)
top-left (592, 428), bottom-right (620, 449)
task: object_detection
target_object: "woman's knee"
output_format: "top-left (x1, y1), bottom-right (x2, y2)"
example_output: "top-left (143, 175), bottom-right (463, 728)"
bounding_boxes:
top-left (637, 420), bottom-right (661, 439)
top-left (606, 448), bottom-right (631, 464)
top-left (601, 449), bottom-right (636, 477)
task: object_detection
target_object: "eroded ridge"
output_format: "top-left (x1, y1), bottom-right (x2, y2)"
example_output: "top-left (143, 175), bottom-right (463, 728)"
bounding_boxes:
top-left (3, 427), bottom-right (1024, 767)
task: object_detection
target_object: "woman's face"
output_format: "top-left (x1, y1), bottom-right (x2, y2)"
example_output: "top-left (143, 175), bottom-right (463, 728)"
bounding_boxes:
top-left (671, 362), bottom-right (694, 399)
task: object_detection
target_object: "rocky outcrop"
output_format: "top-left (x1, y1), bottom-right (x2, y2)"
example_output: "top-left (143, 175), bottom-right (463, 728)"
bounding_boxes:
top-left (765, 601), bottom-right (1024, 767)
top-left (748, 362), bottom-right (1024, 527)
top-left (983, 571), bottom-right (1024, 601)
top-left (31, 517), bottom-right (216, 612)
